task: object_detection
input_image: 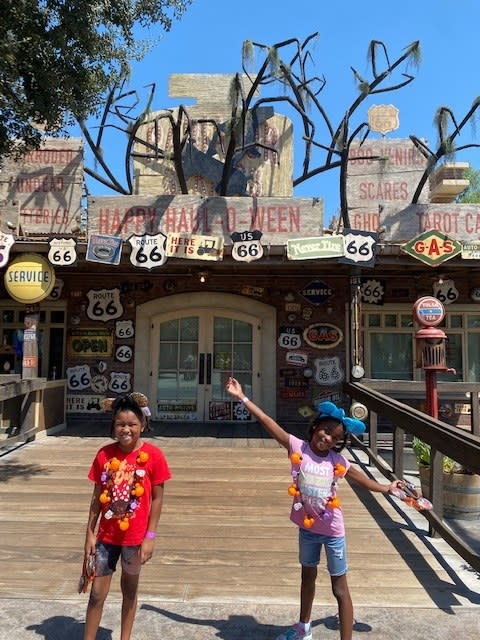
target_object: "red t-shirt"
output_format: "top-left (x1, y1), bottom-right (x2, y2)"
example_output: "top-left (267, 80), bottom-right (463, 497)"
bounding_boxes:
top-left (88, 440), bottom-right (171, 546)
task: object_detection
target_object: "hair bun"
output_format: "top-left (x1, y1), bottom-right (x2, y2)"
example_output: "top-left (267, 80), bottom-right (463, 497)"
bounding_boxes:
top-left (129, 392), bottom-right (149, 408)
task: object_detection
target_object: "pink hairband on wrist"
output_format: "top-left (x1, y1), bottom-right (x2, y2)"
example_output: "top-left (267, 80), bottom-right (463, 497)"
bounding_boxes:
top-left (144, 530), bottom-right (156, 539)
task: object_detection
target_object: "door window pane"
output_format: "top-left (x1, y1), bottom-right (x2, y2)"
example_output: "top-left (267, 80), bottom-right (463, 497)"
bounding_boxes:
top-left (467, 333), bottom-right (480, 381)
top-left (370, 333), bottom-right (413, 380)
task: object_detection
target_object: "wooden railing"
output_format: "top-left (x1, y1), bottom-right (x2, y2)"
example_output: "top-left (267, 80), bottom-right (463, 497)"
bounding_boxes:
top-left (343, 380), bottom-right (480, 573)
top-left (0, 376), bottom-right (66, 451)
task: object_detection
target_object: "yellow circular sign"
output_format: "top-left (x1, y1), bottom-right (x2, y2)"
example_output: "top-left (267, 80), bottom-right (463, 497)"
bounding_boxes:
top-left (4, 253), bottom-right (55, 303)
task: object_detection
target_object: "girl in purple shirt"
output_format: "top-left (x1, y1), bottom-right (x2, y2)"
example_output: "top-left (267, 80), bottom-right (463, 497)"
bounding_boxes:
top-left (226, 377), bottom-right (402, 640)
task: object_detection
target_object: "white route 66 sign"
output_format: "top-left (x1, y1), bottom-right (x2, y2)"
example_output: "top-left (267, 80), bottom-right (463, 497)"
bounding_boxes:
top-left (109, 372), bottom-right (131, 393)
top-left (313, 356), bottom-right (344, 385)
top-left (48, 277), bottom-right (64, 300)
top-left (230, 230), bottom-right (264, 262)
top-left (341, 231), bottom-right (377, 266)
top-left (0, 232), bottom-right (15, 268)
top-left (66, 364), bottom-right (91, 391)
top-left (48, 238), bottom-right (78, 266)
top-left (115, 345), bottom-right (133, 363)
top-left (86, 288), bottom-right (123, 322)
top-left (115, 320), bottom-right (134, 339)
top-left (128, 233), bottom-right (167, 270)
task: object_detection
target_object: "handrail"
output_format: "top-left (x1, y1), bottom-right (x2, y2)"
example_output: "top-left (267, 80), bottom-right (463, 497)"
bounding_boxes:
top-left (343, 380), bottom-right (480, 573)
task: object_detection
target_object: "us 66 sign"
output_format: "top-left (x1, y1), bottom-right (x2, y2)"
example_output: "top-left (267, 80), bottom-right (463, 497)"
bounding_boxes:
top-left (230, 230), bottom-right (264, 262)
top-left (278, 326), bottom-right (302, 349)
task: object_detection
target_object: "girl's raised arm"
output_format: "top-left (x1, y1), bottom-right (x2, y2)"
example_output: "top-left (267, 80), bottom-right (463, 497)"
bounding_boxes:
top-left (225, 377), bottom-right (290, 449)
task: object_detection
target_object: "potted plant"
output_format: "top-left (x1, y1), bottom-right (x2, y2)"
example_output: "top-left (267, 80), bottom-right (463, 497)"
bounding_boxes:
top-left (412, 437), bottom-right (480, 520)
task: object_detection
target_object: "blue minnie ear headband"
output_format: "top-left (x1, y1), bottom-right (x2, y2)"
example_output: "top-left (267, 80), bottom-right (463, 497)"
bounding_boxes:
top-left (313, 400), bottom-right (366, 436)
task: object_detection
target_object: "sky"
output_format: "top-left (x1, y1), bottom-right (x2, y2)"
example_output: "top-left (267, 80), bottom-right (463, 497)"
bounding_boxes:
top-left (79, 0), bottom-right (480, 224)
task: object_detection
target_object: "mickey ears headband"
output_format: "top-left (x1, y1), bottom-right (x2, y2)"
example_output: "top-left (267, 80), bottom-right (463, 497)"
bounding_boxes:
top-left (314, 400), bottom-right (366, 435)
top-left (100, 392), bottom-right (149, 412)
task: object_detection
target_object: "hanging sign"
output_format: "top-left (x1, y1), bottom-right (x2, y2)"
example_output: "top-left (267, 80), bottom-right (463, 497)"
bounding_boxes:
top-left (86, 288), bottom-right (123, 322)
top-left (4, 253), bottom-right (55, 303)
top-left (48, 238), bottom-right (78, 266)
top-left (287, 235), bottom-right (344, 260)
top-left (340, 230), bottom-right (377, 267)
top-left (0, 232), bottom-right (14, 268)
top-left (128, 232), bottom-right (167, 269)
top-left (86, 234), bottom-right (123, 265)
top-left (401, 230), bottom-right (462, 266)
top-left (230, 230), bottom-right (264, 262)
top-left (166, 232), bottom-right (224, 260)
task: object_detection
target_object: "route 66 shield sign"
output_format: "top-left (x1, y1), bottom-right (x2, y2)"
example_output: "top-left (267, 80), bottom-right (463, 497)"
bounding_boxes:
top-left (0, 232), bottom-right (14, 268)
top-left (231, 230), bottom-right (264, 262)
top-left (128, 233), bottom-right (167, 269)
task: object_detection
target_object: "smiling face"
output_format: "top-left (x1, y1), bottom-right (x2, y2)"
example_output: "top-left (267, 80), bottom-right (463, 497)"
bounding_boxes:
top-left (112, 409), bottom-right (145, 452)
top-left (309, 418), bottom-right (345, 456)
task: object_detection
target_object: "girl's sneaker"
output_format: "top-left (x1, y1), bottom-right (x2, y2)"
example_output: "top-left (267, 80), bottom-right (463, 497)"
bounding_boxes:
top-left (275, 623), bottom-right (313, 640)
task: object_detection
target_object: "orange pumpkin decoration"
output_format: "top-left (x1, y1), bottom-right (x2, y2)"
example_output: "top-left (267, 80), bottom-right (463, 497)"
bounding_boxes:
top-left (287, 484), bottom-right (299, 497)
top-left (334, 463), bottom-right (346, 477)
top-left (118, 518), bottom-right (130, 531)
top-left (136, 451), bottom-right (149, 464)
top-left (99, 491), bottom-right (111, 504)
top-left (303, 515), bottom-right (315, 528)
top-left (132, 484), bottom-right (145, 497)
top-left (109, 457), bottom-right (121, 471)
top-left (290, 452), bottom-right (302, 465)
top-left (327, 496), bottom-right (341, 509)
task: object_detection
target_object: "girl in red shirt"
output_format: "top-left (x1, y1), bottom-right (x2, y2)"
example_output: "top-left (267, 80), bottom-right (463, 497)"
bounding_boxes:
top-left (82, 394), bottom-right (171, 640)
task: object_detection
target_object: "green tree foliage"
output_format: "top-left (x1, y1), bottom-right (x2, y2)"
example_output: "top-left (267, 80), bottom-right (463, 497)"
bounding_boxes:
top-left (0, 0), bottom-right (192, 158)
top-left (457, 167), bottom-right (480, 203)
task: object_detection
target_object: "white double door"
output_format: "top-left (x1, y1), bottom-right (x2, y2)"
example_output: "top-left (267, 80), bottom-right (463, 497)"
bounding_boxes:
top-left (151, 308), bottom-right (260, 421)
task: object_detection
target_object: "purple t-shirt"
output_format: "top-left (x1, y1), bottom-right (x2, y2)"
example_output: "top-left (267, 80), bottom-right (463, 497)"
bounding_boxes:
top-left (288, 434), bottom-right (350, 536)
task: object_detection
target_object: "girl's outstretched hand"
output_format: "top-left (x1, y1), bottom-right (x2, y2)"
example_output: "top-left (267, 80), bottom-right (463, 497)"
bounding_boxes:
top-left (225, 376), bottom-right (243, 399)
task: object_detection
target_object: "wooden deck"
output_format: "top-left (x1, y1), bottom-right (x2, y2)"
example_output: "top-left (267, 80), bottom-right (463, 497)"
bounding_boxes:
top-left (1, 423), bottom-right (479, 611)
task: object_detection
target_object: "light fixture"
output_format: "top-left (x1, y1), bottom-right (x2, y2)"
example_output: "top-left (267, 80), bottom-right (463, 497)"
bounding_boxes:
top-left (198, 271), bottom-right (209, 284)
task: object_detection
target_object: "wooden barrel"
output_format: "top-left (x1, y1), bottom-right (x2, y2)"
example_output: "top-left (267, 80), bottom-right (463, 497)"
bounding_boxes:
top-left (419, 467), bottom-right (480, 520)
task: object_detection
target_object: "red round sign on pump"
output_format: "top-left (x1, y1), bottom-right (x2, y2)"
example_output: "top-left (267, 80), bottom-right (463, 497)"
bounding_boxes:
top-left (413, 296), bottom-right (445, 327)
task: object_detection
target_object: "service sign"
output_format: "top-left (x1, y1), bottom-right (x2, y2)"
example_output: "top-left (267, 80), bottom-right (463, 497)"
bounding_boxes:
top-left (4, 253), bottom-right (55, 303)
top-left (299, 280), bottom-right (334, 305)
top-left (401, 230), bottom-right (462, 266)
top-left (128, 232), bottom-right (167, 269)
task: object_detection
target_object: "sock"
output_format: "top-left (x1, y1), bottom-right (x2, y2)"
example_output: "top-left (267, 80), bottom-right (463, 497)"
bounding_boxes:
top-left (299, 621), bottom-right (311, 632)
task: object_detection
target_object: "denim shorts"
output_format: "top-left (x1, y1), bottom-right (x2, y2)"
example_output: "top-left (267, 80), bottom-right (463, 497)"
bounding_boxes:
top-left (95, 541), bottom-right (142, 577)
top-left (298, 528), bottom-right (348, 576)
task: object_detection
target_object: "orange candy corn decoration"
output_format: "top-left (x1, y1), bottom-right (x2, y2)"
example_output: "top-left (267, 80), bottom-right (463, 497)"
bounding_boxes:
top-left (290, 452), bottom-right (302, 465)
top-left (334, 463), bottom-right (346, 477)
top-left (303, 515), bottom-right (315, 528)
top-left (136, 451), bottom-right (149, 464)
top-left (327, 496), bottom-right (341, 509)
